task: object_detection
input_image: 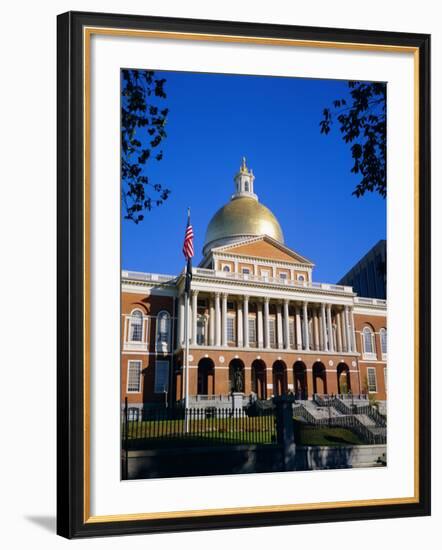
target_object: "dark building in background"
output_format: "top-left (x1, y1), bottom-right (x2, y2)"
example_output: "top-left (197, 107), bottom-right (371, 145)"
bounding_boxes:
top-left (338, 240), bottom-right (386, 300)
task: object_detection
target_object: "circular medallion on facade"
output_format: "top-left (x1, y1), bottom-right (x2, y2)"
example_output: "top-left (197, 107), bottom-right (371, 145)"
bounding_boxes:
top-left (352, 360), bottom-right (356, 367)
top-left (188, 354), bottom-right (193, 362)
top-left (328, 360), bottom-right (334, 367)
top-left (219, 356), bottom-right (225, 364)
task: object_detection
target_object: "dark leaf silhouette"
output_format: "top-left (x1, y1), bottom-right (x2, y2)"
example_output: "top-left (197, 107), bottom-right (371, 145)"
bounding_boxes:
top-left (121, 69), bottom-right (170, 223)
top-left (320, 81), bottom-right (386, 198)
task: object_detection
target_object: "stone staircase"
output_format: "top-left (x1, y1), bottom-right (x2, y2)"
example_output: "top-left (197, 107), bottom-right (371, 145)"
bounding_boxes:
top-left (295, 395), bottom-right (387, 444)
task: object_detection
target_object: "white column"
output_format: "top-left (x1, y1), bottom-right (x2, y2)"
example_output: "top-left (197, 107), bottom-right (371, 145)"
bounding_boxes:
top-left (215, 292), bottom-right (221, 346)
top-left (303, 302), bottom-right (310, 350)
top-left (243, 295), bottom-right (249, 348)
top-left (283, 299), bottom-right (290, 350)
top-left (276, 303), bottom-right (283, 349)
top-left (349, 307), bottom-right (356, 352)
top-left (326, 304), bottom-right (334, 352)
top-left (191, 290), bottom-right (198, 345)
top-left (178, 294), bottom-right (185, 346)
top-left (257, 301), bottom-right (264, 348)
top-left (344, 306), bottom-right (351, 352)
top-left (321, 303), bottom-right (328, 351)
top-left (237, 300), bottom-right (243, 347)
top-left (221, 293), bottom-right (228, 347)
top-left (341, 310), bottom-right (347, 351)
top-left (209, 298), bottom-right (215, 346)
top-left (312, 308), bottom-right (319, 350)
top-left (336, 308), bottom-right (343, 352)
top-left (295, 306), bottom-right (302, 350)
top-left (264, 297), bottom-right (270, 349)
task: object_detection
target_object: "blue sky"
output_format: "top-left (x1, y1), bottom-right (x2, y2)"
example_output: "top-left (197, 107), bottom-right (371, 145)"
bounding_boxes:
top-left (121, 70), bottom-right (386, 283)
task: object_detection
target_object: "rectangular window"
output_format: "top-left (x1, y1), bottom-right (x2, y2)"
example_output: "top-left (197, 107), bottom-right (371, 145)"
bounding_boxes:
top-left (261, 270), bottom-right (270, 281)
top-left (279, 272), bottom-right (287, 280)
top-left (227, 316), bottom-right (236, 343)
top-left (269, 317), bottom-right (276, 347)
top-left (289, 318), bottom-right (295, 347)
top-left (248, 316), bottom-right (257, 346)
top-left (242, 268), bottom-right (250, 275)
top-left (154, 360), bottom-right (169, 393)
top-left (127, 361), bottom-right (142, 393)
top-left (367, 367), bottom-right (377, 393)
top-left (197, 318), bottom-right (206, 345)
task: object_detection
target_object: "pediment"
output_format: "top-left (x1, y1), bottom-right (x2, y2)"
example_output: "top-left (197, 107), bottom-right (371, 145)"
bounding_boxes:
top-left (214, 236), bottom-right (314, 266)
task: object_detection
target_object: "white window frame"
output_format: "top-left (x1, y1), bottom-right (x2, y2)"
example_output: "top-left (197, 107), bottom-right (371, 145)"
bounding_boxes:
top-left (362, 326), bottom-right (377, 360)
top-left (261, 269), bottom-right (270, 282)
top-left (221, 264), bottom-right (231, 272)
top-left (196, 315), bottom-right (207, 345)
top-left (289, 318), bottom-right (295, 347)
top-left (248, 315), bottom-right (257, 346)
top-left (268, 317), bottom-right (277, 348)
top-left (380, 328), bottom-right (387, 360)
top-left (367, 367), bottom-right (377, 393)
top-left (128, 309), bottom-right (144, 343)
top-left (154, 360), bottom-right (169, 393)
top-left (126, 360), bottom-right (142, 393)
top-left (227, 314), bottom-right (236, 343)
top-left (156, 310), bottom-right (171, 353)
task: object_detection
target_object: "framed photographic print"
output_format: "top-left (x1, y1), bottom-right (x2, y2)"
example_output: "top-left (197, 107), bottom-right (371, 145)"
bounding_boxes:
top-left (57, 11), bottom-right (431, 538)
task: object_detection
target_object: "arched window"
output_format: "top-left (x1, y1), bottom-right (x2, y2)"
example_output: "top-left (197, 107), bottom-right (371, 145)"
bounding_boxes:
top-left (298, 275), bottom-right (305, 282)
top-left (244, 181), bottom-right (249, 192)
top-left (129, 310), bottom-right (143, 342)
top-left (156, 311), bottom-right (171, 352)
top-left (362, 326), bottom-right (376, 358)
top-left (222, 265), bottom-right (230, 272)
top-left (380, 328), bottom-right (387, 358)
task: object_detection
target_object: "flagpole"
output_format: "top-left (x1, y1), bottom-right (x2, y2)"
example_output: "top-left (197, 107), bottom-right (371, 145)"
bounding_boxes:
top-left (183, 276), bottom-right (190, 433)
top-left (183, 207), bottom-right (192, 433)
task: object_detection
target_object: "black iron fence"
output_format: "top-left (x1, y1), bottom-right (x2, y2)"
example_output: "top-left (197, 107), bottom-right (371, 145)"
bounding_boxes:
top-left (122, 402), bottom-right (276, 448)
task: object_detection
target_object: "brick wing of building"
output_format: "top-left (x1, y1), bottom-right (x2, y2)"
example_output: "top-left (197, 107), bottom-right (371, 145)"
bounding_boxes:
top-left (122, 159), bottom-right (387, 411)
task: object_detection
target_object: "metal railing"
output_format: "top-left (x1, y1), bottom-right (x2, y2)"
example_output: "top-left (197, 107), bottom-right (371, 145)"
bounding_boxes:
top-left (122, 405), bottom-right (277, 447)
top-left (122, 270), bottom-right (177, 284)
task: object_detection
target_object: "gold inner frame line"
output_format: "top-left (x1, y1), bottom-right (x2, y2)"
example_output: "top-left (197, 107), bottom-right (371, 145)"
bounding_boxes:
top-left (82, 26), bottom-right (420, 524)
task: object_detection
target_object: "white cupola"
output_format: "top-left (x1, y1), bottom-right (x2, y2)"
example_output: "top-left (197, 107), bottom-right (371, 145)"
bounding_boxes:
top-left (232, 157), bottom-right (257, 200)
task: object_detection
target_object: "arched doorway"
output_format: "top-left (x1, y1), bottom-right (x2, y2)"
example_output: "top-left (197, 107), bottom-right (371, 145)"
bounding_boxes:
top-left (229, 359), bottom-right (245, 393)
top-left (293, 361), bottom-right (308, 400)
top-left (337, 363), bottom-right (351, 395)
top-left (197, 358), bottom-right (215, 395)
top-left (251, 359), bottom-right (267, 399)
top-left (272, 361), bottom-right (287, 396)
top-left (313, 362), bottom-right (327, 395)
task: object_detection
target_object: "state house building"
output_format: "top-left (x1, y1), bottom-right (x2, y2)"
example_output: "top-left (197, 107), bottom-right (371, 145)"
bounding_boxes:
top-left (121, 159), bottom-right (387, 409)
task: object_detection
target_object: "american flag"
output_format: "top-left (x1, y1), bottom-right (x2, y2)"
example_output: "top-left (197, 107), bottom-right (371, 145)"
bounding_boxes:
top-left (183, 211), bottom-right (194, 295)
top-left (182, 214), bottom-right (194, 260)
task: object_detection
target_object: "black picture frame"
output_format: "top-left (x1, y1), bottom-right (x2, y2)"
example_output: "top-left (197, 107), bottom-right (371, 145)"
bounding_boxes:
top-left (57, 10), bottom-right (431, 539)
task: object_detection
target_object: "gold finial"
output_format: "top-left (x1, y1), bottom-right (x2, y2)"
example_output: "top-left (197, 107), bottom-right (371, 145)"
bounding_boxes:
top-left (241, 156), bottom-right (248, 173)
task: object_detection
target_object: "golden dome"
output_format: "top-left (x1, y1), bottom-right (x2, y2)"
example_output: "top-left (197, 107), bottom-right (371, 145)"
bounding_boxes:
top-left (203, 195), bottom-right (284, 254)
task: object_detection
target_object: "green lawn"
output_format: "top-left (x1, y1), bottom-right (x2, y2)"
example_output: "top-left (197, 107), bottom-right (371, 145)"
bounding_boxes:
top-left (124, 416), bottom-right (276, 446)
top-left (295, 425), bottom-right (365, 446)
